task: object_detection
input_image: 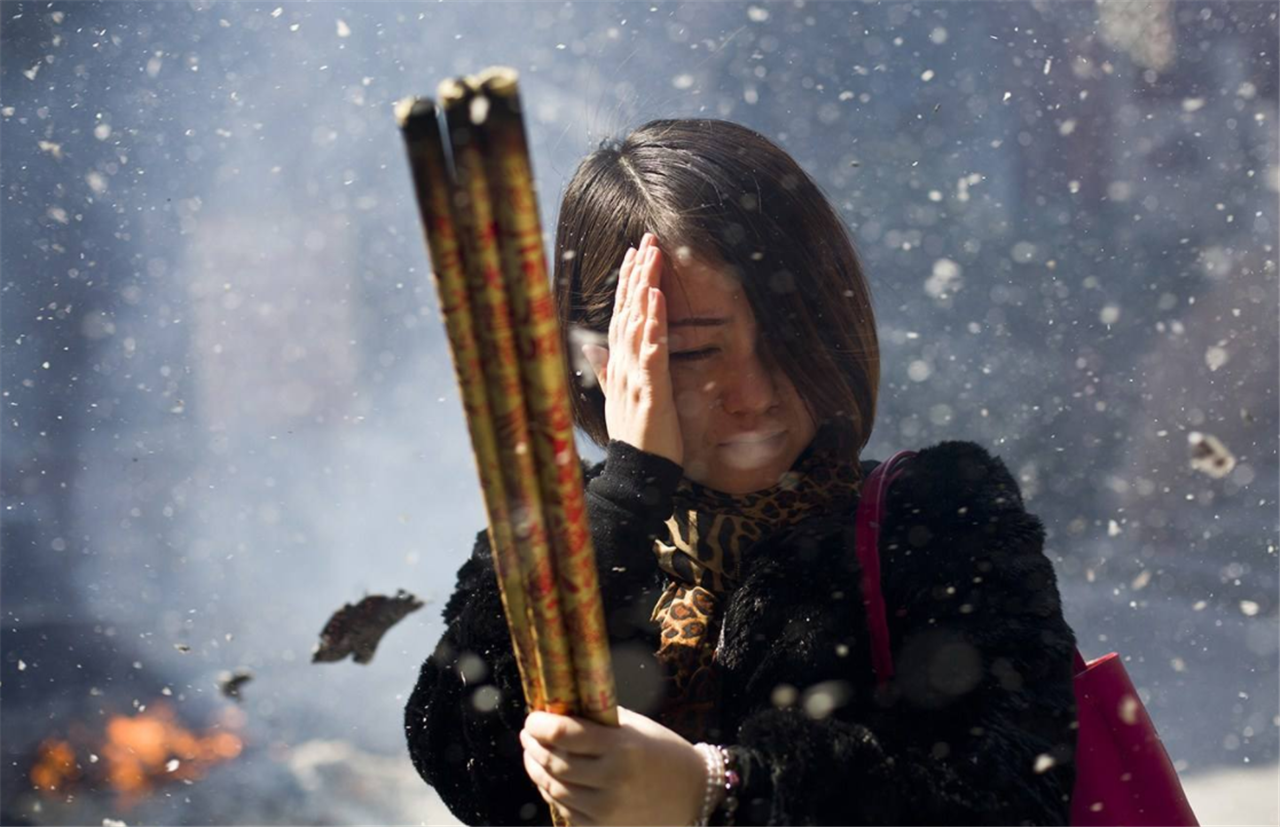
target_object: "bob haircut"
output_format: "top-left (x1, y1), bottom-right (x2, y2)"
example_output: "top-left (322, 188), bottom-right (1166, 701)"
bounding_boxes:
top-left (553, 118), bottom-right (880, 460)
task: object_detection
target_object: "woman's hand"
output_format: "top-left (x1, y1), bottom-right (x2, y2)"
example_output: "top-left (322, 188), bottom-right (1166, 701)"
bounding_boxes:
top-left (581, 232), bottom-right (684, 468)
top-left (520, 705), bottom-right (709, 826)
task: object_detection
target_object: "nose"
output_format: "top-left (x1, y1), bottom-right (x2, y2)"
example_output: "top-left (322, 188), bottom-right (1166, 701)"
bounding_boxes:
top-left (719, 346), bottom-right (779, 417)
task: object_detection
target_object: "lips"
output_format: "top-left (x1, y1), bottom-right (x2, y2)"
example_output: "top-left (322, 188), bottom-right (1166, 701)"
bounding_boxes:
top-left (717, 430), bottom-right (789, 469)
top-left (720, 430), bottom-right (786, 446)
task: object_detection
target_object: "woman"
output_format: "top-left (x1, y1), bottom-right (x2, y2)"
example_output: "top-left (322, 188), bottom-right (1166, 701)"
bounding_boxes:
top-left (405, 119), bottom-right (1079, 825)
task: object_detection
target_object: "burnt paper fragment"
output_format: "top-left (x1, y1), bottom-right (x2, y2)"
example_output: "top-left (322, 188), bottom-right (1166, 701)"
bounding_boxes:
top-left (313, 589), bottom-right (425, 665)
top-left (218, 668), bottom-right (254, 701)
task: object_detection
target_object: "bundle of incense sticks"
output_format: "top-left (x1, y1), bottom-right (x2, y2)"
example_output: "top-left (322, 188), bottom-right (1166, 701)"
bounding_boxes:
top-left (397, 68), bottom-right (619, 739)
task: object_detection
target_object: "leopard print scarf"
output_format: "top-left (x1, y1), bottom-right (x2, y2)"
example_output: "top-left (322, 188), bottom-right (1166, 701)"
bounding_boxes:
top-left (648, 431), bottom-right (864, 743)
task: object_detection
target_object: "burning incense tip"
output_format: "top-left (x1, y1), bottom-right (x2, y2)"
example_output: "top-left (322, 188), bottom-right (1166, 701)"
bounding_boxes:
top-left (476, 65), bottom-right (519, 97)
top-left (394, 96), bottom-right (440, 137)
top-left (394, 95), bottom-right (434, 130)
top-left (437, 77), bottom-right (468, 105)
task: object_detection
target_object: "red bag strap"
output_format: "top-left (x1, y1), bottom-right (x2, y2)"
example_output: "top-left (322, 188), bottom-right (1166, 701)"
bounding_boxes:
top-left (854, 449), bottom-right (917, 687)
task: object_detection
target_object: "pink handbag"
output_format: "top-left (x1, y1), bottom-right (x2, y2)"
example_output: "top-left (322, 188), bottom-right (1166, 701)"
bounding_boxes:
top-left (854, 451), bottom-right (1199, 826)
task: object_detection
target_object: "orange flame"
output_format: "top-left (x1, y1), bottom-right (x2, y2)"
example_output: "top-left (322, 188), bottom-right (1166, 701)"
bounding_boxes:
top-left (30, 702), bottom-right (243, 806)
top-left (30, 739), bottom-right (78, 792)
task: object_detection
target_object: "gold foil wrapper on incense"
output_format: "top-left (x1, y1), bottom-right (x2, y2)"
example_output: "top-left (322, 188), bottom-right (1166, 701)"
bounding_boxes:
top-left (396, 96), bottom-right (546, 712)
top-left (441, 76), bottom-right (579, 715)
top-left (478, 68), bottom-right (618, 727)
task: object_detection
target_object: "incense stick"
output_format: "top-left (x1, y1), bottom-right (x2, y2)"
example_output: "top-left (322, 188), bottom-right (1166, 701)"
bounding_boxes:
top-left (396, 96), bottom-right (547, 713)
top-left (439, 76), bottom-right (579, 716)
top-left (477, 67), bottom-right (618, 728)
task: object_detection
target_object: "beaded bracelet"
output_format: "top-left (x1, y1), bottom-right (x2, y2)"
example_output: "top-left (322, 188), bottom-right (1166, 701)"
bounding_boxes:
top-left (713, 745), bottom-right (741, 826)
top-left (691, 743), bottom-right (723, 826)
top-left (691, 744), bottom-right (741, 827)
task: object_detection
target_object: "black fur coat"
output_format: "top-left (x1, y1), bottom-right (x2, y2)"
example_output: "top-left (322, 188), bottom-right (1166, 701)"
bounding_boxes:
top-left (405, 440), bottom-right (1079, 825)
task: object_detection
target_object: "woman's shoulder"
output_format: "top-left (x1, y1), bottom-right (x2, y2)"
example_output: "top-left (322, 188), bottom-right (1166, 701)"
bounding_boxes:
top-left (878, 439), bottom-right (1030, 524)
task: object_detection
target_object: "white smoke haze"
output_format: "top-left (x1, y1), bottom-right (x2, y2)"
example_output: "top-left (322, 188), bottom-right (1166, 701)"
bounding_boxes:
top-left (1, 2), bottom-right (1275, 825)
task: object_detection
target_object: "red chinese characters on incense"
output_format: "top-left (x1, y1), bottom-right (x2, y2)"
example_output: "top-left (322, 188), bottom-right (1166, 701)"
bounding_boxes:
top-left (397, 67), bottom-right (619, 732)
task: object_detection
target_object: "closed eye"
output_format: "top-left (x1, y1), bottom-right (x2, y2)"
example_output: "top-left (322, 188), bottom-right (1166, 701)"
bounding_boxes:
top-left (670, 347), bottom-right (718, 363)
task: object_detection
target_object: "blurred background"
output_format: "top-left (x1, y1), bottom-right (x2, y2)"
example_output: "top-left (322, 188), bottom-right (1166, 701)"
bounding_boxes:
top-left (1, 1), bottom-right (1276, 824)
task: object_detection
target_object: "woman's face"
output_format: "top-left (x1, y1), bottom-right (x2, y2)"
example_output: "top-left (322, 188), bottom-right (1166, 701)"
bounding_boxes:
top-left (658, 252), bottom-right (818, 494)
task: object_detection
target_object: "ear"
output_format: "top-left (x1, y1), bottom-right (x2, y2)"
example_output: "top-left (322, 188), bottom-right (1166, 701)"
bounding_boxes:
top-left (580, 343), bottom-right (609, 393)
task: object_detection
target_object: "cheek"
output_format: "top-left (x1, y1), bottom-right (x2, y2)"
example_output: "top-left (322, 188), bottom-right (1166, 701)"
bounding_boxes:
top-left (674, 386), bottom-right (707, 419)
top-left (673, 380), bottom-right (718, 444)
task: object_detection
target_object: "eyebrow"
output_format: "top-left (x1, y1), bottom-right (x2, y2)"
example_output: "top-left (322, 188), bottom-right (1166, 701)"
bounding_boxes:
top-left (668, 316), bottom-right (730, 328)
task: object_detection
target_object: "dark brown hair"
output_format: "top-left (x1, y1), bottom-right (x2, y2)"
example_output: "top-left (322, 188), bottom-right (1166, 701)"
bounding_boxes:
top-left (553, 118), bottom-right (879, 458)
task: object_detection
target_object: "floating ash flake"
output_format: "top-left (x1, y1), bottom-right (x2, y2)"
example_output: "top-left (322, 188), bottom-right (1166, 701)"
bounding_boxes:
top-left (471, 685), bottom-right (502, 712)
top-left (1107, 180), bottom-right (1133, 202)
top-left (747, 5), bottom-right (769, 22)
top-left (1033, 753), bottom-right (1056, 773)
top-left (86, 171), bottom-right (108, 195)
top-left (1182, 97), bottom-right (1206, 113)
top-left (1205, 345), bottom-right (1229, 371)
top-left (165, 758), bottom-right (180, 772)
top-left (23, 63), bottom-right (40, 80)
top-left (1002, 91), bottom-right (1012, 102)
top-left (921, 69), bottom-right (934, 82)
top-left (1193, 600), bottom-right (1208, 611)
top-left (1099, 304), bottom-right (1120, 325)
top-left (47, 206), bottom-right (69, 224)
top-left (336, 19), bottom-right (350, 37)
top-left (802, 680), bottom-right (851, 720)
top-left (1117, 694), bottom-right (1140, 725)
top-left (38, 140), bottom-right (63, 159)
top-left (955, 172), bottom-right (982, 202)
top-left (1011, 241), bottom-right (1038, 264)
top-left (217, 668), bottom-right (253, 701)
top-left (1188, 431), bottom-right (1236, 479)
top-left (18, 659), bottom-right (26, 671)
top-left (173, 643), bottom-right (191, 653)
top-left (925, 258), bottom-right (962, 298)
top-left (270, 6), bottom-right (283, 16)
top-left (1131, 569), bottom-right (1152, 591)
top-left (1, 106), bottom-right (14, 117)
top-left (94, 123), bottom-right (112, 140)
top-left (907, 360), bottom-right (931, 382)
top-left (1108, 520), bottom-right (1122, 537)
top-left (1059, 119), bottom-right (1077, 136)
top-left (103, 820), bottom-right (126, 827)
top-left (672, 73), bottom-right (695, 90)
top-left (1240, 600), bottom-right (1260, 617)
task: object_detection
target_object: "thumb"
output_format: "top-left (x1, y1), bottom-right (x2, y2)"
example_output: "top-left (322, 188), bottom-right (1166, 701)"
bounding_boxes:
top-left (580, 343), bottom-right (608, 389)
